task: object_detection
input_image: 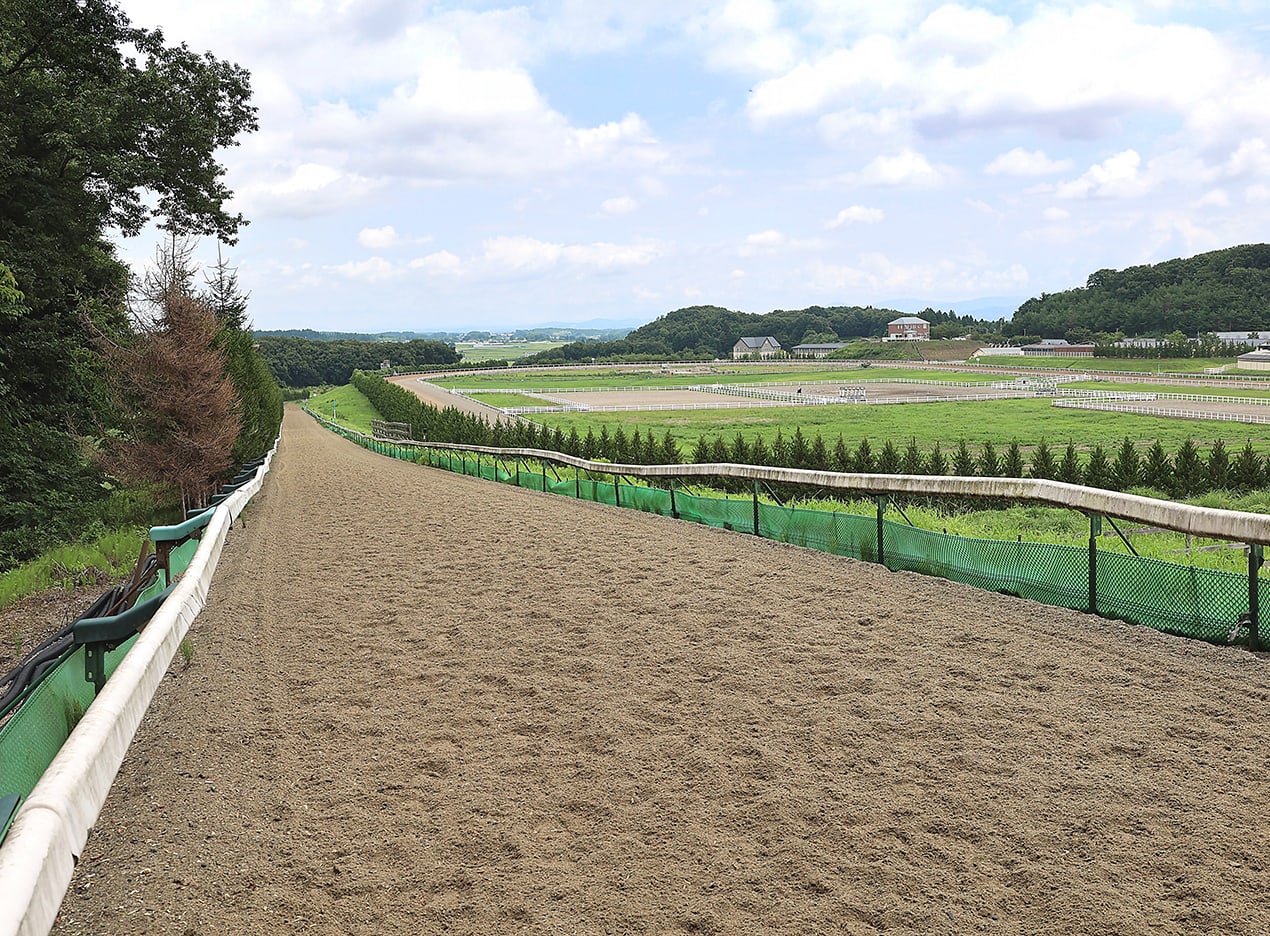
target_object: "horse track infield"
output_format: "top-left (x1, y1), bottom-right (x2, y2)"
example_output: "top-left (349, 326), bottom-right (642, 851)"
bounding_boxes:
top-left (50, 406), bottom-right (1270, 935)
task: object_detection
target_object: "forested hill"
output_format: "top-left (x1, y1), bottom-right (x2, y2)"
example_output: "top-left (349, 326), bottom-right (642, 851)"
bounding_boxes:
top-left (1010, 244), bottom-right (1270, 338)
top-left (256, 336), bottom-right (459, 386)
top-left (523, 304), bottom-right (977, 363)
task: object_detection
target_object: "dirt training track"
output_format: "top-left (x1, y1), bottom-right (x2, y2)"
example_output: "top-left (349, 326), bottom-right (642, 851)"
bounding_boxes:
top-left (53, 407), bottom-right (1270, 935)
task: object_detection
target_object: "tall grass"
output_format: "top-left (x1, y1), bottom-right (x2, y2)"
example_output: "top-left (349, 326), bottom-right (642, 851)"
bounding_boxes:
top-left (0, 526), bottom-right (146, 610)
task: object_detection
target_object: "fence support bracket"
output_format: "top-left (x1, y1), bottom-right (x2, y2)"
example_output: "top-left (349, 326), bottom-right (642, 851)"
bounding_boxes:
top-left (1088, 513), bottom-right (1102, 615)
top-left (876, 496), bottom-right (887, 568)
top-left (1247, 544), bottom-right (1263, 651)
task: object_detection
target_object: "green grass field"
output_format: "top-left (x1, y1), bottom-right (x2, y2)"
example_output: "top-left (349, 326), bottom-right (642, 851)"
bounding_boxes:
top-left (973, 355), bottom-right (1245, 373)
top-left (451, 365), bottom-right (996, 391)
top-left (455, 340), bottom-right (569, 362)
top-left (533, 397), bottom-right (1270, 454)
top-left (466, 391), bottom-right (551, 408)
top-left (306, 385), bottom-right (379, 434)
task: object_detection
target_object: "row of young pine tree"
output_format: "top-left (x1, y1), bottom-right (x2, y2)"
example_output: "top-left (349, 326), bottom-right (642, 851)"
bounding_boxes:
top-left (353, 373), bottom-right (1264, 499)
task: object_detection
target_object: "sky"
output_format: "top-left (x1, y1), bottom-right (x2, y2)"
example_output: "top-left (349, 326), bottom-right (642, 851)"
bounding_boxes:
top-left (114, 0), bottom-right (1270, 334)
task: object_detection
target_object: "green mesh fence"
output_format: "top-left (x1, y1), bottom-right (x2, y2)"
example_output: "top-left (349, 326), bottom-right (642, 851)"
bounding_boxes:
top-left (0, 536), bottom-right (199, 840)
top-left (316, 415), bottom-right (1265, 648)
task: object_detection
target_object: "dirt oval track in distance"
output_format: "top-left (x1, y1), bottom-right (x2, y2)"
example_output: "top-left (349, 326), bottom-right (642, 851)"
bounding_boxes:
top-left (52, 405), bottom-right (1270, 936)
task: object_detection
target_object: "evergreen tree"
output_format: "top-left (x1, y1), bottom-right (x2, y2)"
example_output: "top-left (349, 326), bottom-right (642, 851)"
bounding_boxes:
top-left (1083, 444), bottom-right (1110, 489)
top-left (566, 426), bottom-right (582, 457)
top-left (926, 441), bottom-right (947, 476)
top-left (582, 427), bottom-right (598, 460)
top-left (832, 435), bottom-right (851, 472)
top-left (551, 427), bottom-right (566, 455)
top-left (789, 427), bottom-right (810, 468)
top-left (709, 435), bottom-right (730, 464)
top-left (977, 441), bottom-right (1000, 477)
top-left (1233, 440), bottom-right (1263, 491)
top-left (691, 435), bottom-right (710, 463)
top-left (1111, 437), bottom-right (1140, 490)
top-left (772, 430), bottom-right (789, 466)
top-left (611, 426), bottom-right (629, 462)
top-left (809, 433), bottom-right (829, 471)
top-left (750, 433), bottom-right (770, 467)
top-left (598, 424), bottom-right (611, 459)
top-left (642, 428), bottom-right (658, 464)
top-left (1002, 440), bottom-right (1024, 479)
top-left (1057, 443), bottom-right (1082, 484)
top-left (1206, 438), bottom-right (1230, 491)
top-left (660, 431), bottom-right (681, 465)
top-left (1172, 438), bottom-right (1204, 497)
top-left (630, 428), bottom-right (644, 463)
top-left (1142, 441), bottom-right (1172, 491)
top-left (853, 438), bottom-right (875, 472)
top-left (952, 438), bottom-right (975, 476)
top-left (1029, 439), bottom-right (1056, 479)
top-left (900, 437), bottom-right (924, 475)
top-left (877, 439), bottom-right (901, 474)
top-left (730, 433), bottom-right (750, 465)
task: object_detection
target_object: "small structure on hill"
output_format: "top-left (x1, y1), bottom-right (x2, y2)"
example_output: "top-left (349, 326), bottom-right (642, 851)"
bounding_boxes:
top-left (732, 336), bottom-right (782, 359)
top-left (792, 342), bottom-right (847, 358)
top-left (1021, 339), bottom-right (1094, 358)
top-left (885, 316), bottom-right (930, 341)
top-left (1237, 349), bottom-right (1270, 371)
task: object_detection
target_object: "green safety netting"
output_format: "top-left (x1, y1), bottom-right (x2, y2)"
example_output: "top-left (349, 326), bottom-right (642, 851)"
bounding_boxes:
top-left (0, 536), bottom-right (199, 839)
top-left (324, 416), bottom-right (1264, 646)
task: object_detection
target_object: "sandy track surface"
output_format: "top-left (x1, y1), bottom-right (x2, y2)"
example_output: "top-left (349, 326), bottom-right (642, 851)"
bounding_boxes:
top-left (388, 375), bottom-right (505, 420)
top-left (52, 406), bottom-right (1270, 935)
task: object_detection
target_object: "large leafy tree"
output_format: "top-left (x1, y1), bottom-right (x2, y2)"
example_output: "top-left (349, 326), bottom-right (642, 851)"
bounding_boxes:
top-left (0, 0), bottom-right (257, 568)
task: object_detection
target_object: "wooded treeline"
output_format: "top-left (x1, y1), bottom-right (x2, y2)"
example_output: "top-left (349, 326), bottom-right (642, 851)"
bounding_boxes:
top-left (257, 336), bottom-right (460, 388)
top-left (0, 0), bottom-right (279, 569)
top-left (1008, 244), bottom-right (1270, 340)
top-left (522, 305), bottom-right (986, 364)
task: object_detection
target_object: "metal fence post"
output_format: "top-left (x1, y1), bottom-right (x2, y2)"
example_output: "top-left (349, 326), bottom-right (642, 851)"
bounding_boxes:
top-left (613, 473), bottom-right (621, 508)
top-left (670, 480), bottom-right (678, 519)
top-left (752, 482), bottom-right (761, 536)
top-left (1249, 544), bottom-right (1263, 651)
top-left (1088, 513), bottom-right (1101, 614)
top-left (875, 496), bottom-right (886, 567)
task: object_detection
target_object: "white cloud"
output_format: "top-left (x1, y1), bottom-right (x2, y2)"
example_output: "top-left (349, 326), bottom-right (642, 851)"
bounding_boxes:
top-left (1056, 150), bottom-right (1149, 199)
top-left (687, 0), bottom-right (800, 75)
top-left (745, 229), bottom-right (785, 247)
top-left (1196, 189), bottom-right (1230, 208)
top-left (747, 3), bottom-right (1241, 146)
top-left (409, 251), bottom-right (462, 274)
top-left (601, 196), bottom-right (639, 216)
top-left (806, 252), bottom-right (1030, 295)
top-left (855, 150), bottom-right (948, 187)
top-left (1224, 138), bottom-right (1270, 179)
top-left (985, 148), bottom-right (1073, 177)
top-left (330, 256), bottom-right (400, 282)
top-left (826, 205), bottom-right (884, 228)
top-left (357, 226), bottom-right (399, 249)
top-left (479, 236), bottom-right (660, 273)
top-left (1043, 206), bottom-right (1070, 221)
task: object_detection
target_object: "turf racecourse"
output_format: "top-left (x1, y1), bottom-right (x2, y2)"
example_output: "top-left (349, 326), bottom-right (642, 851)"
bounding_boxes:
top-left (51, 406), bottom-right (1270, 935)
